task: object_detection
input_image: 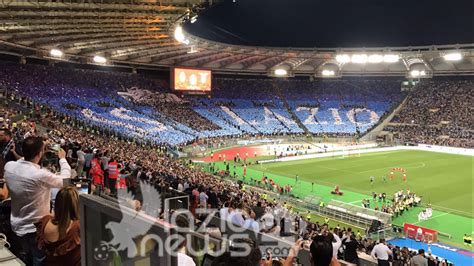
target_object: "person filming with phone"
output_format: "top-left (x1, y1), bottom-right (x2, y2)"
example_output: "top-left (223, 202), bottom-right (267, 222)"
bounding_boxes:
top-left (4, 136), bottom-right (71, 266)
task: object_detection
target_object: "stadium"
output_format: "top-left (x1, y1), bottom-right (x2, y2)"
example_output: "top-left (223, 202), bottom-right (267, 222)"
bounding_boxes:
top-left (0, 0), bottom-right (472, 265)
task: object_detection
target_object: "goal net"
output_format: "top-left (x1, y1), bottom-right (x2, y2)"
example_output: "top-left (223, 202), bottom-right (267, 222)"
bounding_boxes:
top-left (340, 145), bottom-right (361, 159)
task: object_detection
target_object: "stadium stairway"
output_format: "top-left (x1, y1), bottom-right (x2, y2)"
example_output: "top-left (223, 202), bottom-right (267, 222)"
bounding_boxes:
top-left (360, 95), bottom-right (409, 142)
top-left (225, 105), bottom-right (262, 133)
top-left (206, 104), bottom-right (255, 134)
top-left (275, 85), bottom-right (310, 134)
top-left (266, 107), bottom-right (293, 132)
top-left (149, 112), bottom-right (197, 137)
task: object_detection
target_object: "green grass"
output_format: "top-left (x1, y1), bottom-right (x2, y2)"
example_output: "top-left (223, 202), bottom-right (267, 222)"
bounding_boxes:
top-left (257, 150), bottom-right (472, 217)
top-left (210, 150), bottom-right (473, 248)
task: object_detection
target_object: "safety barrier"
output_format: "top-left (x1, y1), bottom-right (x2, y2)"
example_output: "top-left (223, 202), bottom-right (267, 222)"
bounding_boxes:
top-left (259, 144), bottom-right (473, 164)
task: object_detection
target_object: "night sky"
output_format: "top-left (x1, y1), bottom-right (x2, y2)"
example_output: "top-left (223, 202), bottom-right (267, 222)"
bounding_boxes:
top-left (184, 0), bottom-right (474, 48)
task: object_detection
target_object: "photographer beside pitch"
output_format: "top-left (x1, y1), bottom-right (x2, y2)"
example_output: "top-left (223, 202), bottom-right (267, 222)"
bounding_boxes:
top-left (4, 136), bottom-right (71, 266)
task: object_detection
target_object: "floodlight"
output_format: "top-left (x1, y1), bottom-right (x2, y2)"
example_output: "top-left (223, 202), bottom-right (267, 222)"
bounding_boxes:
top-left (49, 49), bottom-right (63, 58)
top-left (336, 54), bottom-right (350, 63)
top-left (368, 54), bottom-right (383, 63)
top-left (383, 54), bottom-right (400, 63)
top-left (443, 52), bottom-right (462, 61)
top-left (321, 70), bottom-right (335, 76)
top-left (351, 54), bottom-right (368, 64)
top-left (274, 69), bottom-right (288, 76)
top-left (174, 26), bottom-right (185, 43)
top-left (410, 70), bottom-right (420, 77)
top-left (93, 55), bottom-right (107, 64)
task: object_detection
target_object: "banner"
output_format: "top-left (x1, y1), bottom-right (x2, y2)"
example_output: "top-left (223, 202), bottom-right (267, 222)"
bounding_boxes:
top-left (404, 223), bottom-right (438, 243)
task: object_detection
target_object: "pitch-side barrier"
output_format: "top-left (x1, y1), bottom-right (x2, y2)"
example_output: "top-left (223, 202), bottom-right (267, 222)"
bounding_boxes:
top-left (259, 144), bottom-right (473, 164)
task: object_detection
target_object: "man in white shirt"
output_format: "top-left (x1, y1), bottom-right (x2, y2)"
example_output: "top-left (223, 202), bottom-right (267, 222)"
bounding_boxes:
top-left (199, 190), bottom-right (208, 208)
top-left (370, 239), bottom-right (392, 266)
top-left (219, 202), bottom-right (231, 221)
top-left (243, 210), bottom-right (260, 232)
top-left (177, 182), bottom-right (184, 192)
top-left (177, 252), bottom-right (196, 266)
top-left (331, 232), bottom-right (342, 258)
top-left (228, 207), bottom-right (244, 227)
top-left (4, 136), bottom-right (71, 265)
top-left (76, 147), bottom-right (86, 177)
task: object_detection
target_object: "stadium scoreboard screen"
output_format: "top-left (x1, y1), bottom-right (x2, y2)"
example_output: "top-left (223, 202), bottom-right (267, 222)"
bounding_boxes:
top-left (172, 67), bottom-right (212, 93)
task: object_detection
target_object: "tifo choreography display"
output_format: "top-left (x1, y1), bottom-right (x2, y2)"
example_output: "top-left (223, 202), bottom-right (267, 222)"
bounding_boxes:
top-left (0, 0), bottom-right (473, 265)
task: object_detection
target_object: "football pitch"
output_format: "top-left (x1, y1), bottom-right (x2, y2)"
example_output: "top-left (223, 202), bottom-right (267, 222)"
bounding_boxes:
top-left (211, 150), bottom-right (473, 247)
top-left (257, 150), bottom-right (472, 217)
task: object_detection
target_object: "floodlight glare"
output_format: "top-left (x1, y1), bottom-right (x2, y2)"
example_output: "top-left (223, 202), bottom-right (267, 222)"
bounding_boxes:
top-left (49, 49), bottom-right (63, 58)
top-left (368, 54), bottom-right (383, 63)
top-left (351, 54), bottom-right (368, 64)
top-left (321, 70), bottom-right (335, 76)
top-left (335, 54), bottom-right (350, 63)
top-left (274, 69), bottom-right (288, 76)
top-left (174, 26), bottom-right (186, 43)
top-left (443, 52), bottom-right (462, 61)
top-left (93, 55), bottom-right (107, 64)
top-left (410, 70), bottom-right (420, 77)
top-left (383, 54), bottom-right (400, 63)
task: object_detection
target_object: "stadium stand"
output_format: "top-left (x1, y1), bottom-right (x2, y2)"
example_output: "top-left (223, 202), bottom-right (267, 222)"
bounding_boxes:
top-left (384, 79), bottom-right (474, 148)
top-left (1, 63), bottom-right (466, 265)
top-left (0, 0), bottom-right (472, 264)
top-left (1, 94), bottom-right (457, 265)
top-left (0, 63), bottom-right (408, 146)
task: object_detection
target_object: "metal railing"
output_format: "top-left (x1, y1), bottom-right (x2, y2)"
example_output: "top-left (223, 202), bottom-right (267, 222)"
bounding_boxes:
top-left (328, 200), bottom-right (392, 225)
top-left (244, 183), bottom-right (371, 230)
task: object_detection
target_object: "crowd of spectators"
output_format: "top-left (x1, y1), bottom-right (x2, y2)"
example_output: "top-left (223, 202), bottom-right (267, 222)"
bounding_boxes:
top-left (2, 98), bottom-right (457, 265)
top-left (155, 102), bottom-right (221, 131)
top-left (120, 87), bottom-right (221, 131)
top-left (5, 63), bottom-right (473, 149)
top-left (0, 98), bottom-right (347, 265)
top-left (209, 78), bottom-right (405, 135)
top-left (385, 79), bottom-right (474, 148)
top-left (0, 63), bottom-right (411, 145)
top-left (0, 64), bottom-right (466, 265)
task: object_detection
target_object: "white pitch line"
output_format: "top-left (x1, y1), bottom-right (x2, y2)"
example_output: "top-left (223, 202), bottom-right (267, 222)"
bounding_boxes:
top-left (413, 212), bottom-right (450, 225)
top-left (430, 204), bottom-right (472, 217)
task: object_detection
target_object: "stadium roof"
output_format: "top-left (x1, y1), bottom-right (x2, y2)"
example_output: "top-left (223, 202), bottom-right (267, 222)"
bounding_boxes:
top-left (0, 0), bottom-right (202, 63)
top-left (0, 0), bottom-right (473, 76)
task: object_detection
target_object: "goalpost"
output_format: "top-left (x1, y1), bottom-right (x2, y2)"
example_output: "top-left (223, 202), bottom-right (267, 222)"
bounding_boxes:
top-left (340, 147), bottom-right (348, 159)
top-left (340, 143), bottom-right (361, 159)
